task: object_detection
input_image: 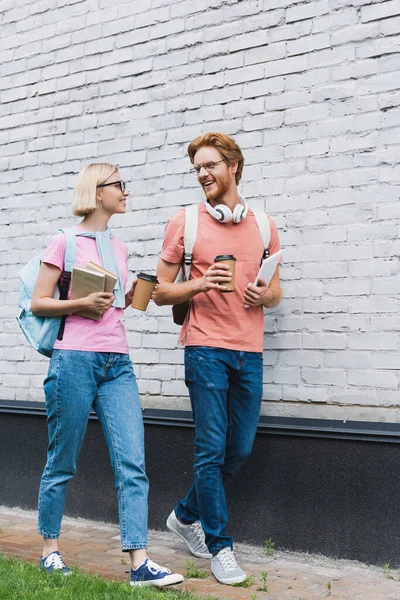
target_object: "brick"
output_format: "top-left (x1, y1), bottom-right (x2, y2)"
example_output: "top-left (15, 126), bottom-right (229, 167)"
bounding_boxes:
top-left (302, 368), bottom-right (347, 386)
top-left (348, 370), bottom-right (398, 388)
top-left (286, 0), bottom-right (329, 23)
top-left (361, 0), bottom-right (400, 23)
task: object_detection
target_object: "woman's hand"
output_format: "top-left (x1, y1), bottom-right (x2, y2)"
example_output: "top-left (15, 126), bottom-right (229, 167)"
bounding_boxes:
top-left (125, 280), bottom-right (137, 308)
top-left (84, 292), bottom-right (114, 315)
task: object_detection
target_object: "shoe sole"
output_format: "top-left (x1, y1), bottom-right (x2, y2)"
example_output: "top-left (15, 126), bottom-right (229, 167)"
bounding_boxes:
top-left (130, 574), bottom-right (184, 587)
top-left (211, 571), bottom-right (247, 585)
top-left (166, 514), bottom-right (212, 559)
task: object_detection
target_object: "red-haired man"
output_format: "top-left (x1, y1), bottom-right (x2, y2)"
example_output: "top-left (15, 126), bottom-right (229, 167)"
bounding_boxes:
top-left (154, 133), bottom-right (282, 585)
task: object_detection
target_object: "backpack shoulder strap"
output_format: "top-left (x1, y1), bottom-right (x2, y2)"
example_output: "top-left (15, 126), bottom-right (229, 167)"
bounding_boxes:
top-left (252, 209), bottom-right (271, 259)
top-left (58, 228), bottom-right (77, 273)
top-left (56, 227), bottom-right (77, 341)
top-left (182, 204), bottom-right (199, 281)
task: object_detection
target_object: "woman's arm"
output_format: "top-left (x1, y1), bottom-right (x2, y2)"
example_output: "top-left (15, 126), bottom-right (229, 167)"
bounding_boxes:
top-left (31, 262), bottom-right (114, 317)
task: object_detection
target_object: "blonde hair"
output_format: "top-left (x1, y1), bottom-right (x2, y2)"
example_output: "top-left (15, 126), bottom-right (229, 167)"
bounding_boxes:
top-left (187, 133), bottom-right (245, 184)
top-left (72, 163), bottom-right (118, 216)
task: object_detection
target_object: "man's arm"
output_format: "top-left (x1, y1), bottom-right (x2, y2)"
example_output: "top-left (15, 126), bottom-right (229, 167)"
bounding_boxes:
top-left (153, 258), bottom-right (232, 306)
top-left (243, 266), bottom-right (282, 309)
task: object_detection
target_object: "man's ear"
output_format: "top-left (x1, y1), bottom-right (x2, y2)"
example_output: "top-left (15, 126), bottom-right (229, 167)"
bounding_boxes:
top-left (230, 160), bottom-right (238, 175)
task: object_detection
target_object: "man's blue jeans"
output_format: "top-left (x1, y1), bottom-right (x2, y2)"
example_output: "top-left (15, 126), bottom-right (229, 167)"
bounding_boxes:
top-left (175, 346), bottom-right (263, 555)
top-left (38, 350), bottom-right (149, 551)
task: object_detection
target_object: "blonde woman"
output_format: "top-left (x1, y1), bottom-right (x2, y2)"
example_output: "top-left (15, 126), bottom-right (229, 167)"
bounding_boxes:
top-left (32, 164), bottom-right (183, 587)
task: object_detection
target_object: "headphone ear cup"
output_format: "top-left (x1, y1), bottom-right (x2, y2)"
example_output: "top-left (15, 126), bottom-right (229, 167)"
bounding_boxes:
top-left (214, 204), bottom-right (233, 223)
top-left (232, 203), bottom-right (245, 223)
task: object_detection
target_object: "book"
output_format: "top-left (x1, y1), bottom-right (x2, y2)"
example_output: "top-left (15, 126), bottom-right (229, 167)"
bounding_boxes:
top-left (70, 266), bottom-right (106, 321)
top-left (86, 261), bottom-right (118, 294)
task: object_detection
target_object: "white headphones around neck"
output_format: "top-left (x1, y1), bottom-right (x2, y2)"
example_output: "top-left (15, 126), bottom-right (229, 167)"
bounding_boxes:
top-left (202, 195), bottom-right (248, 224)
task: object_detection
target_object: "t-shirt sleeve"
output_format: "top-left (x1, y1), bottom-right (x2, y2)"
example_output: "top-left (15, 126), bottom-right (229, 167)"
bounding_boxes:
top-left (160, 209), bottom-right (185, 264)
top-left (267, 216), bottom-right (281, 260)
top-left (41, 233), bottom-right (66, 271)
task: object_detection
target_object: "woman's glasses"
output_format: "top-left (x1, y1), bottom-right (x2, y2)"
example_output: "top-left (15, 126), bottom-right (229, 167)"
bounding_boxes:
top-left (97, 180), bottom-right (126, 192)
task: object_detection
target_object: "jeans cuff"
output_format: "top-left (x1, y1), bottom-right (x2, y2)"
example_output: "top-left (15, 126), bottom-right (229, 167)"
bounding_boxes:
top-left (121, 543), bottom-right (147, 552)
top-left (38, 530), bottom-right (60, 539)
top-left (210, 543), bottom-right (232, 556)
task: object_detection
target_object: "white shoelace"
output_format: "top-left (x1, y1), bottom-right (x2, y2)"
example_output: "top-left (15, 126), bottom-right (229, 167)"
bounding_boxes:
top-left (217, 548), bottom-right (238, 570)
top-left (186, 520), bottom-right (207, 551)
top-left (45, 552), bottom-right (67, 570)
top-left (147, 558), bottom-right (171, 575)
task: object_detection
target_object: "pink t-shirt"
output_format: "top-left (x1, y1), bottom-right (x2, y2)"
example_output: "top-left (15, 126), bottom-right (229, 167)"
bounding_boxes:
top-left (42, 227), bottom-right (129, 353)
top-left (161, 204), bottom-right (281, 353)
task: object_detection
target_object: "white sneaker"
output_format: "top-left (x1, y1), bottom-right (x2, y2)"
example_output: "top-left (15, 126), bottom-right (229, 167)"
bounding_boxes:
top-left (211, 547), bottom-right (246, 585)
top-left (166, 510), bottom-right (211, 559)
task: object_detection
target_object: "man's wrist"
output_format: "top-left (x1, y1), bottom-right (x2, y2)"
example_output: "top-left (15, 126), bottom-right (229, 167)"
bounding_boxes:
top-left (191, 278), bottom-right (202, 296)
top-left (262, 289), bottom-right (274, 308)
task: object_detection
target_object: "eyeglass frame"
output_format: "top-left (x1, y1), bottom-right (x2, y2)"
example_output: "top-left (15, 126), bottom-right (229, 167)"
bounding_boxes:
top-left (190, 160), bottom-right (225, 176)
top-left (97, 180), bottom-right (126, 192)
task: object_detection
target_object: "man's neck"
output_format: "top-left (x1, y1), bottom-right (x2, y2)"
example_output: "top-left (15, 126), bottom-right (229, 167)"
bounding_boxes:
top-left (209, 188), bottom-right (241, 211)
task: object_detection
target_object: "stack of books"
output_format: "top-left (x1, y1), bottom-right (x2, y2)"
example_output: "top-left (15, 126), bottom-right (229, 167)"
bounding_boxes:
top-left (70, 262), bottom-right (118, 321)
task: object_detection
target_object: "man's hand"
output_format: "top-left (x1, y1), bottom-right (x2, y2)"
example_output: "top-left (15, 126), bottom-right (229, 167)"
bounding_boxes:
top-left (125, 280), bottom-right (137, 308)
top-left (243, 278), bottom-right (273, 309)
top-left (195, 262), bottom-right (232, 294)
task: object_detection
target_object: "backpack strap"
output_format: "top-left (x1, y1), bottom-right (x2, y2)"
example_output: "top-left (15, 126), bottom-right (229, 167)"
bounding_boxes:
top-left (182, 204), bottom-right (199, 281)
top-left (57, 228), bottom-right (77, 341)
top-left (252, 209), bottom-right (271, 261)
top-left (62, 227), bottom-right (78, 272)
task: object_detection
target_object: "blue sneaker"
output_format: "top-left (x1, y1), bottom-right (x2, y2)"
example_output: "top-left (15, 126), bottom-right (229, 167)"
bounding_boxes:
top-left (129, 558), bottom-right (184, 587)
top-left (39, 551), bottom-right (71, 575)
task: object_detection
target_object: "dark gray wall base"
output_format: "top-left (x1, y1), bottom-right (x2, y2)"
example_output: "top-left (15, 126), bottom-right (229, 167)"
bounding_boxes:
top-left (1, 401), bottom-right (400, 567)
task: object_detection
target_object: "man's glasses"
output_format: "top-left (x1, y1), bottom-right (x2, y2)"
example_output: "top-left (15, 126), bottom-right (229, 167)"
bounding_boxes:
top-left (190, 160), bottom-right (224, 176)
top-left (97, 180), bottom-right (126, 192)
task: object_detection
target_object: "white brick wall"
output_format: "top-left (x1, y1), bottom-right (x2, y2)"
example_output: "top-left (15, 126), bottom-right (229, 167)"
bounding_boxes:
top-left (1, 0), bottom-right (400, 422)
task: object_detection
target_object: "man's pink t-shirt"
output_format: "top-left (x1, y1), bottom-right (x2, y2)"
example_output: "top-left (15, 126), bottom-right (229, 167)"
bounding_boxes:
top-left (42, 227), bottom-right (129, 353)
top-left (161, 204), bottom-right (281, 353)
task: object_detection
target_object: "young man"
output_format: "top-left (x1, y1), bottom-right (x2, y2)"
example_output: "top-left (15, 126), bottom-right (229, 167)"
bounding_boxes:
top-left (153, 133), bottom-right (282, 585)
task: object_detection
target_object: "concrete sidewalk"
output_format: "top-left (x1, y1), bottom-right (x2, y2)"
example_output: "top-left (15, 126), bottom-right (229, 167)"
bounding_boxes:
top-left (0, 506), bottom-right (399, 599)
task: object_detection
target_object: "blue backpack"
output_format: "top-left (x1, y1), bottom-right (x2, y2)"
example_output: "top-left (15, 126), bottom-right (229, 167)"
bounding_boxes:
top-left (16, 228), bottom-right (78, 358)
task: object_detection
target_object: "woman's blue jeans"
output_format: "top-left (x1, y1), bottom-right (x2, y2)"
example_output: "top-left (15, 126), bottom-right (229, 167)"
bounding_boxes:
top-left (38, 350), bottom-right (149, 551)
top-left (175, 346), bottom-right (263, 555)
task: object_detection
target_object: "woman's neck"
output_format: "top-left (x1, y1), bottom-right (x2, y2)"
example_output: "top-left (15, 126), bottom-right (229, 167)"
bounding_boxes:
top-left (79, 211), bottom-right (110, 232)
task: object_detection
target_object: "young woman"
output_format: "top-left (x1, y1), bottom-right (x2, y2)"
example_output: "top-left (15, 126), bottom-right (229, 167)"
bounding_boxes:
top-left (31, 163), bottom-right (183, 588)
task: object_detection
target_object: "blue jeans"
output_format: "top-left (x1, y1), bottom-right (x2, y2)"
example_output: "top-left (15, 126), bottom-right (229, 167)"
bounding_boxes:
top-left (38, 350), bottom-right (149, 551)
top-left (175, 346), bottom-right (263, 555)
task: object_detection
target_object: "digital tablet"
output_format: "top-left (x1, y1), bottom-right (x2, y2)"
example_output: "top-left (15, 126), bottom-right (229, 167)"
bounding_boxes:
top-left (254, 250), bottom-right (283, 286)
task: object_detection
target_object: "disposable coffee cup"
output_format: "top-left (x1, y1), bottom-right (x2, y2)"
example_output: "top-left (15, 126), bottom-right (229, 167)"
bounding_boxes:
top-left (214, 254), bottom-right (236, 293)
top-left (131, 272), bottom-right (158, 311)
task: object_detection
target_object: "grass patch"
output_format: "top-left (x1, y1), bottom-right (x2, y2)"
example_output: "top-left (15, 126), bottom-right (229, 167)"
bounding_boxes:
top-left (263, 538), bottom-right (276, 557)
top-left (231, 574), bottom-right (255, 588)
top-left (257, 571), bottom-right (268, 592)
top-left (184, 560), bottom-right (209, 579)
top-left (0, 554), bottom-right (215, 600)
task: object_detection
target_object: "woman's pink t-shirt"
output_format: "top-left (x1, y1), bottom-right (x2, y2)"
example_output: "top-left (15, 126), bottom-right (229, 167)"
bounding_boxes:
top-left (161, 205), bottom-right (281, 353)
top-left (42, 227), bottom-right (129, 353)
